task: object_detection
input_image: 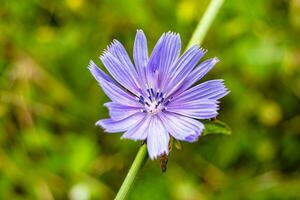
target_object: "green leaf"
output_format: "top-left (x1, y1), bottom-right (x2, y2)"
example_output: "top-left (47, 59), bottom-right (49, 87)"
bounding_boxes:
top-left (202, 119), bottom-right (232, 136)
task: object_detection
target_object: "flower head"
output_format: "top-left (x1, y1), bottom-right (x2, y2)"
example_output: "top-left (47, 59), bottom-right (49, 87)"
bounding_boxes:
top-left (89, 30), bottom-right (229, 160)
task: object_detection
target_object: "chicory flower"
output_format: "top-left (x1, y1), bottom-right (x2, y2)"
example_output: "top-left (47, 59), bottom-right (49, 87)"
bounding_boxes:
top-left (89, 30), bottom-right (229, 159)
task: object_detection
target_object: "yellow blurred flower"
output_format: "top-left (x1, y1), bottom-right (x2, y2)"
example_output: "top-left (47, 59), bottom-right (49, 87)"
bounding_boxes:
top-left (258, 100), bottom-right (282, 126)
top-left (66, 0), bottom-right (84, 11)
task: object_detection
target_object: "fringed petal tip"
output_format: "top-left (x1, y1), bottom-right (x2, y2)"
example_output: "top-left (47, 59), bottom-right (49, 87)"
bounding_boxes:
top-left (212, 57), bottom-right (220, 63)
top-left (99, 50), bottom-right (110, 61)
top-left (102, 40), bottom-right (117, 54)
top-left (100, 41), bottom-right (119, 60)
top-left (220, 79), bottom-right (231, 96)
top-left (95, 120), bottom-right (104, 128)
top-left (213, 79), bottom-right (231, 100)
top-left (157, 30), bottom-right (179, 40)
top-left (149, 150), bottom-right (169, 160)
top-left (136, 29), bottom-right (145, 34)
top-left (187, 44), bottom-right (208, 54)
top-left (165, 31), bottom-right (180, 39)
top-left (88, 60), bottom-right (97, 69)
top-left (88, 60), bottom-right (101, 77)
top-left (95, 119), bottom-right (119, 134)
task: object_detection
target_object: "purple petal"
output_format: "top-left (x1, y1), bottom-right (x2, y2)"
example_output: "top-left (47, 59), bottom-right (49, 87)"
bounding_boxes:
top-left (173, 79), bottom-right (229, 103)
top-left (107, 40), bottom-right (137, 74)
top-left (100, 50), bottom-right (140, 94)
top-left (166, 99), bottom-right (219, 119)
top-left (154, 32), bottom-right (181, 87)
top-left (96, 112), bottom-right (145, 133)
top-left (159, 112), bottom-right (204, 142)
top-left (122, 114), bottom-right (152, 141)
top-left (145, 33), bottom-right (166, 86)
top-left (165, 45), bottom-right (206, 96)
top-left (175, 58), bottom-right (219, 94)
top-left (88, 60), bottom-right (116, 84)
top-left (133, 30), bottom-right (148, 84)
top-left (99, 76), bottom-right (140, 107)
top-left (146, 32), bottom-right (181, 88)
top-left (146, 116), bottom-right (169, 159)
top-left (89, 61), bottom-right (139, 106)
top-left (104, 102), bottom-right (142, 121)
top-left (147, 33), bottom-right (165, 73)
top-left (107, 39), bottom-right (142, 88)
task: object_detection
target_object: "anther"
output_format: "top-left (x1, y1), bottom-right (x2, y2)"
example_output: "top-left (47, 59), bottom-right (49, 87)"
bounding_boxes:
top-left (139, 99), bottom-right (145, 105)
top-left (159, 92), bottom-right (164, 98)
top-left (147, 88), bottom-right (151, 95)
top-left (150, 88), bottom-right (155, 97)
top-left (164, 98), bottom-right (171, 106)
top-left (156, 91), bottom-right (160, 99)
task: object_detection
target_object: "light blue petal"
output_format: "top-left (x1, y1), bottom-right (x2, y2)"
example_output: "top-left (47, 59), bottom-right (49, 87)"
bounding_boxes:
top-left (175, 58), bottom-right (219, 94)
top-left (107, 39), bottom-right (142, 89)
top-left (108, 40), bottom-right (137, 74)
top-left (133, 30), bottom-right (148, 84)
top-left (104, 102), bottom-right (142, 121)
top-left (154, 32), bottom-right (181, 88)
top-left (146, 32), bottom-right (181, 88)
top-left (100, 50), bottom-right (140, 95)
top-left (96, 112), bottom-right (145, 133)
top-left (99, 76), bottom-right (140, 107)
top-left (145, 33), bottom-right (165, 86)
top-left (147, 33), bottom-right (165, 72)
top-left (146, 116), bottom-right (169, 160)
top-left (166, 99), bottom-right (219, 119)
top-left (88, 60), bottom-right (116, 84)
top-left (122, 114), bottom-right (152, 141)
top-left (159, 112), bottom-right (204, 142)
top-left (165, 45), bottom-right (206, 96)
top-left (89, 61), bottom-right (140, 106)
top-left (174, 79), bottom-right (229, 103)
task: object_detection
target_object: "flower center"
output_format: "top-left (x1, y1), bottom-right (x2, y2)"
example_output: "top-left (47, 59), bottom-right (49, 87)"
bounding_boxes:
top-left (136, 86), bottom-right (172, 115)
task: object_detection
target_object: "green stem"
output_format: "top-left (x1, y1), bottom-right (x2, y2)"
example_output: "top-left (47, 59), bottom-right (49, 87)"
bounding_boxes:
top-left (186, 0), bottom-right (225, 49)
top-left (114, 144), bottom-right (148, 200)
top-left (114, 1), bottom-right (225, 199)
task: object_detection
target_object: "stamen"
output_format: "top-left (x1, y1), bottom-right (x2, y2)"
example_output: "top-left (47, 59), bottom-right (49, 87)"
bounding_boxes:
top-left (147, 89), bottom-right (151, 97)
top-left (159, 92), bottom-right (163, 98)
top-left (156, 101), bottom-right (162, 106)
top-left (137, 96), bottom-right (145, 105)
top-left (139, 99), bottom-right (145, 104)
top-left (150, 88), bottom-right (155, 97)
top-left (155, 90), bottom-right (159, 99)
top-left (164, 98), bottom-right (172, 106)
top-left (135, 84), bottom-right (168, 114)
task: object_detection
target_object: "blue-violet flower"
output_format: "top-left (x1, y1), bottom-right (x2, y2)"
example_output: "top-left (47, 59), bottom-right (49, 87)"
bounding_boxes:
top-left (89, 30), bottom-right (229, 159)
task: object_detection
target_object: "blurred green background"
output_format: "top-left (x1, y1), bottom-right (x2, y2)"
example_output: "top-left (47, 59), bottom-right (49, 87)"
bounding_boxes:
top-left (1, 0), bottom-right (300, 199)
